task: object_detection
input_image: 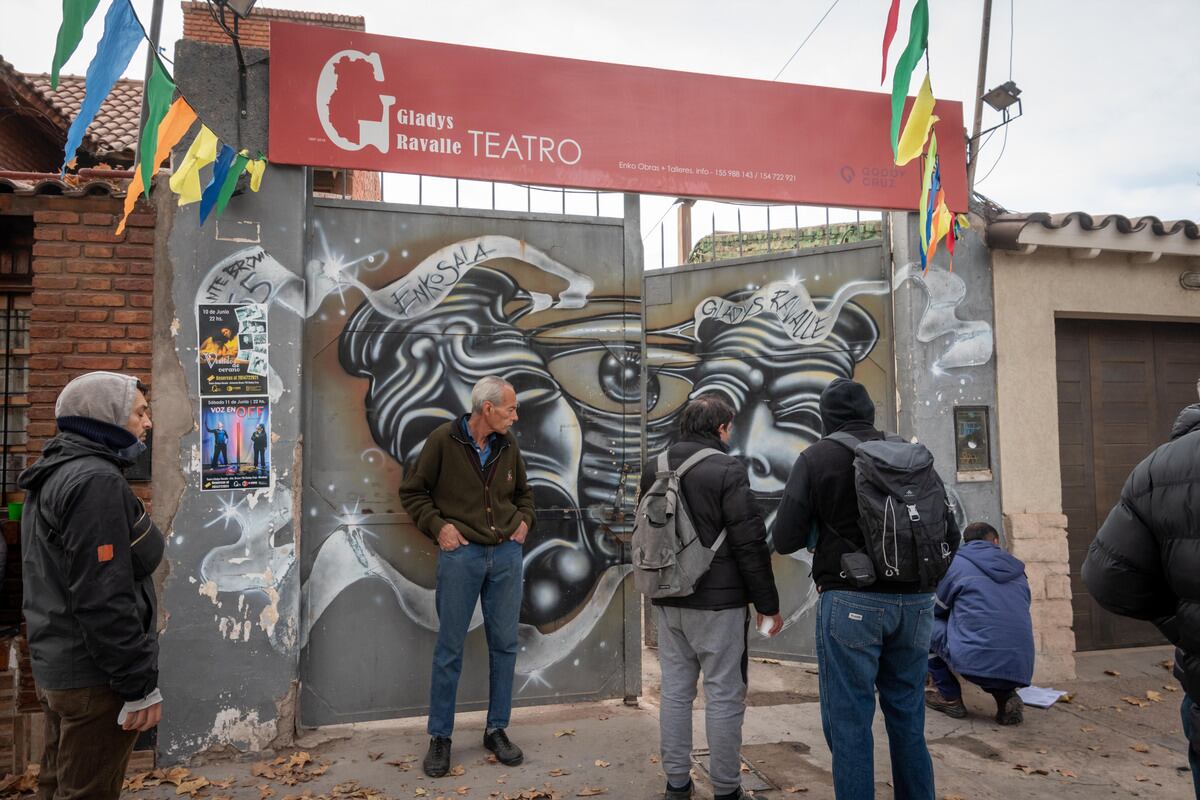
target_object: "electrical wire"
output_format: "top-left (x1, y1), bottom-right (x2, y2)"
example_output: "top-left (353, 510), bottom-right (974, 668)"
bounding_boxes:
top-left (973, 124), bottom-right (1008, 186)
top-left (772, 0), bottom-right (842, 81)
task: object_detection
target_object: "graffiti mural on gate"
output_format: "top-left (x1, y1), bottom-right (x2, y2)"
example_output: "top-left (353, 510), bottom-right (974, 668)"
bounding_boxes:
top-left (190, 218), bottom-right (989, 721)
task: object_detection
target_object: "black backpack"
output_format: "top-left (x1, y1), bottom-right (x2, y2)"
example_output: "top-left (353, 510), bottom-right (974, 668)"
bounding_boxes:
top-left (827, 432), bottom-right (955, 590)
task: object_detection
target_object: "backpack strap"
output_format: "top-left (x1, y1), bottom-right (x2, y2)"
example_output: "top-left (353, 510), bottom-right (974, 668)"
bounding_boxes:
top-left (656, 450), bottom-right (670, 473)
top-left (825, 431), bottom-right (861, 453)
top-left (673, 447), bottom-right (724, 477)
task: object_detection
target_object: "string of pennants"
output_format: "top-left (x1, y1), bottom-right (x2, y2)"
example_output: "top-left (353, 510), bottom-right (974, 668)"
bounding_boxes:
top-left (880, 0), bottom-right (969, 271)
top-left (53, 0), bottom-right (267, 234)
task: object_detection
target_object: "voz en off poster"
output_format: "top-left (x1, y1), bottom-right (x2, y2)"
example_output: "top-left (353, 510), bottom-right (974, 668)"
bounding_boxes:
top-left (197, 303), bottom-right (271, 491)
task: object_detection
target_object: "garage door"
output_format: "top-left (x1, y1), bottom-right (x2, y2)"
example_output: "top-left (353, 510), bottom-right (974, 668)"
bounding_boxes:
top-left (1056, 318), bottom-right (1200, 651)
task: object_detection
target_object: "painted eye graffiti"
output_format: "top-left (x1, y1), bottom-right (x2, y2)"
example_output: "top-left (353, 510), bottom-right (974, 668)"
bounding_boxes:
top-left (598, 350), bottom-right (646, 406)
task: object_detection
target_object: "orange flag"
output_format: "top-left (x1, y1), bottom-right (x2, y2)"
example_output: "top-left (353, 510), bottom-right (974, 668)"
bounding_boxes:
top-left (116, 98), bottom-right (197, 235)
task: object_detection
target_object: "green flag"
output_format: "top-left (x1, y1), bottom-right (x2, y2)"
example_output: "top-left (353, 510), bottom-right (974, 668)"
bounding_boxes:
top-left (214, 151), bottom-right (251, 218)
top-left (137, 56), bottom-right (176, 197)
top-left (889, 0), bottom-right (929, 159)
top-left (51, 0), bottom-right (103, 89)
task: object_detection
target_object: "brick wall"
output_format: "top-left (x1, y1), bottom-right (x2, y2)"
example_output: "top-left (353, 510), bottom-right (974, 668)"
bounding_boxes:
top-left (23, 194), bottom-right (155, 503)
top-left (1006, 512), bottom-right (1077, 683)
top-left (181, 1), bottom-right (364, 48)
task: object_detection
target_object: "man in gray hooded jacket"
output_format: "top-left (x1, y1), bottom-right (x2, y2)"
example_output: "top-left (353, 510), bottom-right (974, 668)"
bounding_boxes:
top-left (20, 372), bottom-right (163, 800)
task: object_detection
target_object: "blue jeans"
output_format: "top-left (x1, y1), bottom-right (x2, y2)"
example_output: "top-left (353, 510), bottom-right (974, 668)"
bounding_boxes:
top-left (927, 655), bottom-right (1022, 701)
top-left (1182, 694), bottom-right (1200, 798)
top-left (816, 590), bottom-right (936, 800)
top-left (427, 540), bottom-right (523, 738)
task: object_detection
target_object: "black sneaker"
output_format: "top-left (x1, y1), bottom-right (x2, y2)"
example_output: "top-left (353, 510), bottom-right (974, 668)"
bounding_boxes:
top-left (483, 728), bottom-right (524, 766)
top-left (713, 788), bottom-right (746, 800)
top-left (423, 736), bottom-right (451, 778)
top-left (924, 688), bottom-right (968, 719)
top-left (996, 691), bottom-right (1024, 725)
top-left (663, 779), bottom-right (693, 799)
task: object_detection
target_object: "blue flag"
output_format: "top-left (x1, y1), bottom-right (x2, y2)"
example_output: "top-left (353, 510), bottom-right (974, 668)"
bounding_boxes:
top-left (200, 144), bottom-right (236, 225)
top-left (62, 0), bottom-right (143, 173)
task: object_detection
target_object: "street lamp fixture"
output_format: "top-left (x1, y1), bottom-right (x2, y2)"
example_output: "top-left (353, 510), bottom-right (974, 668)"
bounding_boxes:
top-left (982, 80), bottom-right (1021, 111)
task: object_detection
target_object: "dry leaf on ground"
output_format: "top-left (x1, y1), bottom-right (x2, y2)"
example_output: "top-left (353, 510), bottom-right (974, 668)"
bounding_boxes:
top-left (449, 765), bottom-right (466, 777)
top-left (752, 657), bottom-right (782, 665)
top-left (576, 788), bottom-right (607, 797)
top-left (786, 788), bottom-right (810, 794)
top-left (1165, 685), bottom-right (1179, 692)
top-left (1121, 696), bottom-right (1149, 707)
top-left (554, 729), bottom-right (576, 737)
top-left (176, 777), bottom-right (211, 796)
top-left (1131, 744), bottom-right (1151, 753)
top-left (1104, 669), bottom-right (1121, 676)
top-left (1080, 726), bottom-right (1095, 732)
top-left (548, 768), bottom-right (571, 777)
top-left (1160, 660), bottom-right (1174, 671)
top-left (593, 760), bottom-right (609, 768)
top-left (368, 751), bottom-right (384, 760)
top-left (1058, 769), bottom-right (1077, 779)
top-left (1146, 690), bottom-right (1162, 702)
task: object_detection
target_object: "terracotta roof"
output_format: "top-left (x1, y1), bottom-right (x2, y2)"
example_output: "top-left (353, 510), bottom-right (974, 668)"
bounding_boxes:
top-left (22, 72), bottom-right (143, 159)
top-left (984, 211), bottom-right (1200, 251)
top-left (181, 1), bottom-right (365, 28)
top-left (0, 171), bottom-right (131, 197)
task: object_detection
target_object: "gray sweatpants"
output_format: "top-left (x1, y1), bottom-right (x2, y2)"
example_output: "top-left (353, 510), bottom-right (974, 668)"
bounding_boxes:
top-left (656, 604), bottom-right (750, 795)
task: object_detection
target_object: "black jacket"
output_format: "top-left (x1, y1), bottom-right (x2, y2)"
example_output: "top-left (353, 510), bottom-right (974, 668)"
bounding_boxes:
top-left (639, 434), bottom-right (779, 615)
top-left (19, 432), bottom-right (163, 701)
top-left (774, 378), bottom-right (958, 593)
top-left (1083, 404), bottom-right (1200, 734)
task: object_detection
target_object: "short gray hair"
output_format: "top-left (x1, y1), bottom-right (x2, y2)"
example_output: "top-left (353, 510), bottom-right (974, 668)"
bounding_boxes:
top-left (471, 375), bottom-right (513, 413)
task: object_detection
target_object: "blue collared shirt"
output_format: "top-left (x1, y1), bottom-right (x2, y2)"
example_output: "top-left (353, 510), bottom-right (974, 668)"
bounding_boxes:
top-left (459, 415), bottom-right (496, 466)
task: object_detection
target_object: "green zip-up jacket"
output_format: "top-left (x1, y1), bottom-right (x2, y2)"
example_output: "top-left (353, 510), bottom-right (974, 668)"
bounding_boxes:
top-left (399, 418), bottom-right (536, 545)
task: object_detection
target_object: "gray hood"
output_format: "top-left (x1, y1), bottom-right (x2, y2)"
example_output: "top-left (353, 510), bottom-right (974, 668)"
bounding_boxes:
top-left (55, 371), bottom-right (138, 425)
top-left (1171, 403), bottom-right (1200, 441)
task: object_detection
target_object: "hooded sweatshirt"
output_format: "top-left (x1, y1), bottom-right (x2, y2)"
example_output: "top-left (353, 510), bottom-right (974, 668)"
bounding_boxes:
top-left (930, 539), bottom-right (1034, 683)
top-left (20, 372), bottom-right (162, 700)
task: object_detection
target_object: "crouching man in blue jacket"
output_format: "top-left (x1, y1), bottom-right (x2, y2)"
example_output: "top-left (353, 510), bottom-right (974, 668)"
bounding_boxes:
top-left (924, 522), bottom-right (1035, 725)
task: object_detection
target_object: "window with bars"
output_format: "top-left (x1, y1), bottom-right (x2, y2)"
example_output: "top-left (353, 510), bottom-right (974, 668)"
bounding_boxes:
top-left (0, 215), bottom-right (33, 499)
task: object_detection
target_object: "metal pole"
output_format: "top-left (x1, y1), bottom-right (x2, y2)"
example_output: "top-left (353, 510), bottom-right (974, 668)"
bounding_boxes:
top-left (967, 0), bottom-right (994, 194)
top-left (737, 209), bottom-right (743, 257)
top-left (135, 0), bottom-right (166, 163)
top-left (766, 206), bottom-right (772, 253)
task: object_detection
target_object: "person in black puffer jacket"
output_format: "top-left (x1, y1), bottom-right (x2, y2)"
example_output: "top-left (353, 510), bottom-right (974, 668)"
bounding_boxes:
top-left (20, 372), bottom-right (164, 800)
top-left (640, 393), bottom-right (780, 800)
top-left (1083, 396), bottom-right (1200, 798)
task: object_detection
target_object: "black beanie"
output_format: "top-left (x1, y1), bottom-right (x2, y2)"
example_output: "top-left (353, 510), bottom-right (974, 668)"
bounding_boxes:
top-left (819, 377), bottom-right (875, 434)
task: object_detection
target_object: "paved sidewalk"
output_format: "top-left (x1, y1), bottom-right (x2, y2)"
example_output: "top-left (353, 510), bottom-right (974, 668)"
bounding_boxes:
top-left (6, 644), bottom-right (1191, 799)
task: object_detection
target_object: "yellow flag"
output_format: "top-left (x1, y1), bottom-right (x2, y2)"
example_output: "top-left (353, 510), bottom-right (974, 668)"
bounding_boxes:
top-left (169, 125), bottom-right (219, 206)
top-left (245, 158), bottom-right (266, 192)
top-left (895, 73), bottom-right (937, 166)
top-left (117, 99), bottom-right (198, 235)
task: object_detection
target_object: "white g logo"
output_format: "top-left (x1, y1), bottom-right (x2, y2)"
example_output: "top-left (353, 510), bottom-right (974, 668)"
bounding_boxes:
top-left (315, 49), bottom-right (396, 153)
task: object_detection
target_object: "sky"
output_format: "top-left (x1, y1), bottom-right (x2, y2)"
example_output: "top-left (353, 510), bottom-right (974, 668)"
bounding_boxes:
top-left (2, 0), bottom-right (1197, 263)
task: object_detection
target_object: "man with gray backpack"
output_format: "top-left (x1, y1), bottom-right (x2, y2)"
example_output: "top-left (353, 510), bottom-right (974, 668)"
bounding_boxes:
top-left (774, 378), bottom-right (959, 799)
top-left (635, 393), bottom-right (781, 800)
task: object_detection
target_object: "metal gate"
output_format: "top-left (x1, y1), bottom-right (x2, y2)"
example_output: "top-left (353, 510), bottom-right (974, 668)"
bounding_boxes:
top-left (643, 240), bottom-right (895, 660)
top-left (299, 198), bottom-right (643, 725)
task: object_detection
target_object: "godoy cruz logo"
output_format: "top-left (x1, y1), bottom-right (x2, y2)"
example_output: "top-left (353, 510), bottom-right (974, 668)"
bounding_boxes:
top-left (316, 49), bottom-right (395, 153)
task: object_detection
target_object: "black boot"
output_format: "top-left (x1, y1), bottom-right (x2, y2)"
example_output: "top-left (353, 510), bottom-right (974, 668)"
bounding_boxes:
top-left (423, 736), bottom-right (451, 777)
top-left (483, 728), bottom-right (524, 766)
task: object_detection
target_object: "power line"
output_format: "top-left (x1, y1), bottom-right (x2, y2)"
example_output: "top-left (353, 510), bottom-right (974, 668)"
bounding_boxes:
top-left (772, 0), bottom-right (842, 81)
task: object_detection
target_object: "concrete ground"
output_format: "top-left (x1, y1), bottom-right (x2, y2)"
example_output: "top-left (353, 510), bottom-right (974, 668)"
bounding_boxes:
top-left (32, 644), bottom-right (1194, 799)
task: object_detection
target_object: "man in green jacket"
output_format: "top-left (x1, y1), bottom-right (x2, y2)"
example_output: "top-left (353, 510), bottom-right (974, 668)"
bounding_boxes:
top-left (399, 375), bottom-right (535, 779)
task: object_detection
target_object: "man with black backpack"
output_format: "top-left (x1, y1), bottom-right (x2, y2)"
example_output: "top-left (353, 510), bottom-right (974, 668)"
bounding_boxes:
top-left (637, 394), bottom-right (781, 800)
top-left (775, 378), bottom-right (959, 799)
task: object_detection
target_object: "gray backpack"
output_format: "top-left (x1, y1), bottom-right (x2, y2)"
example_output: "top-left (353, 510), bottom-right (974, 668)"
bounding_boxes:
top-left (632, 448), bottom-right (727, 599)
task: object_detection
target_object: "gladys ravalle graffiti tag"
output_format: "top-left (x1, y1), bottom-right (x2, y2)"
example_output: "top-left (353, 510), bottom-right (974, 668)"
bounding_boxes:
top-left (194, 237), bottom-right (988, 675)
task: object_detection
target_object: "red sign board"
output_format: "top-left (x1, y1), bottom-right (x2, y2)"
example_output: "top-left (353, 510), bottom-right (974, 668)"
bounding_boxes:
top-left (268, 22), bottom-right (967, 211)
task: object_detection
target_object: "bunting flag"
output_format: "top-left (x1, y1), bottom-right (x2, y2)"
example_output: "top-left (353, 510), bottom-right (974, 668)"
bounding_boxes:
top-left (137, 57), bottom-right (177, 198)
top-left (927, 186), bottom-right (952, 264)
top-left (51, 0), bottom-right (102, 88)
top-left (889, 0), bottom-right (929, 160)
top-left (923, 155), bottom-right (942, 271)
top-left (946, 213), bottom-right (970, 271)
top-left (245, 157), bottom-right (267, 192)
top-left (117, 98), bottom-right (197, 235)
top-left (880, 0), bottom-right (902, 84)
top-left (62, 0), bottom-right (143, 173)
top-left (169, 125), bottom-right (219, 205)
top-left (199, 144), bottom-right (237, 225)
top-left (214, 150), bottom-right (251, 218)
top-left (895, 73), bottom-right (937, 166)
top-left (918, 131), bottom-right (938, 266)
